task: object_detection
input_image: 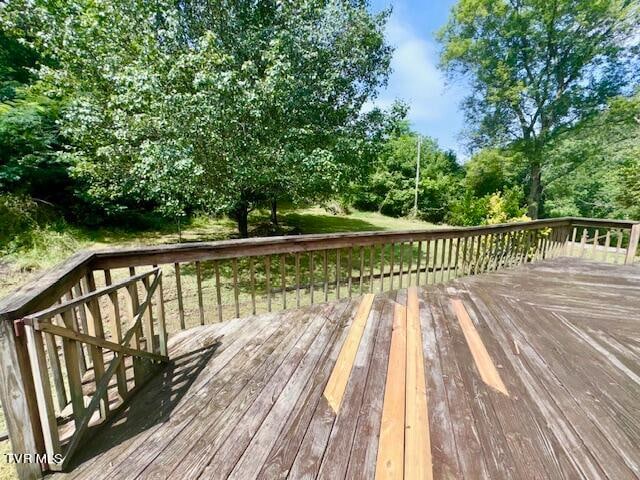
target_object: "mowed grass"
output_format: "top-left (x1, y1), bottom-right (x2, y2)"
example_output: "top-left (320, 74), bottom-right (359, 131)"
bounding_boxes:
top-left (0, 206), bottom-right (442, 479)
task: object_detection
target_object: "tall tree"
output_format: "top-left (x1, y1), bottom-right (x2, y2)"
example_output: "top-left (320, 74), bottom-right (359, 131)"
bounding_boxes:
top-left (438, 0), bottom-right (639, 218)
top-left (3, 0), bottom-right (398, 236)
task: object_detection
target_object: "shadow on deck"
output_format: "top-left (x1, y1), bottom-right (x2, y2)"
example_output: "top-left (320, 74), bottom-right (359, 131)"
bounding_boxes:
top-left (50, 257), bottom-right (640, 479)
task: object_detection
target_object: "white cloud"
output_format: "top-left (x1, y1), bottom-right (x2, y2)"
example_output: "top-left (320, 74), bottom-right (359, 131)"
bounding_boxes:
top-left (377, 14), bottom-right (456, 122)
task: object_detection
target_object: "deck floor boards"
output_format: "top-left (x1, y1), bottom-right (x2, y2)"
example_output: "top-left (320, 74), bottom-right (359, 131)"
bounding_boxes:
top-left (49, 257), bottom-right (640, 479)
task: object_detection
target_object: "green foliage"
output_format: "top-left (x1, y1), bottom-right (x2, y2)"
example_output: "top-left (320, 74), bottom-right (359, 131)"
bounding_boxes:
top-left (439, 0), bottom-right (640, 217)
top-left (543, 93), bottom-right (640, 219)
top-left (351, 131), bottom-right (463, 222)
top-left (0, 194), bottom-right (82, 273)
top-left (3, 0), bottom-right (400, 235)
top-left (464, 148), bottom-right (525, 197)
top-left (447, 186), bottom-right (528, 226)
top-left (0, 27), bottom-right (70, 205)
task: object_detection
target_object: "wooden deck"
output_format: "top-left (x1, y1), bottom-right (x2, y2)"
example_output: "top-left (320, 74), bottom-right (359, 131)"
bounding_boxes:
top-left (50, 257), bottom-right (640, 479)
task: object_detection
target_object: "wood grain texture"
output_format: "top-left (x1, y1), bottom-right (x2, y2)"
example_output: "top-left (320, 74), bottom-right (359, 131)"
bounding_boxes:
top-left (45, 257), bottom-right (640, 480)
top-left (404, 287), bottom-right (432, 480)
top-left (323, 293), bottom-right (375, 413)
top-left (451, 298), bottom-right (509, 396)
top-left (375, 303), bottom-right (406, 480)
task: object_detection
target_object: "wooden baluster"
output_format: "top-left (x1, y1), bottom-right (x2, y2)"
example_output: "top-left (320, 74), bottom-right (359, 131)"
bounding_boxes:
top-left (249, 257), bottom-right (257, 314)
top-left (83, 273), bottom-right (108, 418)
top-left (323, 250), bottom-right (329, 302)
top-left (603, 230), bottom-right (611, 263)
top-left (196, 261), bottom-right (205, 326)
top-left (516, 231), bottom-right (525, 265)
top-left (504, 232), bottom-right (515, 267)
top-left (467, 235), bottom-right (475, 272)
top-left (232, 258), bottom-right (240, 318)
top-left (25, 323), bottom-right (61, 458)
top-left (295, 253), bottom-right (301, 307)
top-left (309, 252), bottom-right (315, 305)
top-left (540, 231), bottom-right (548, 260)
top-left (446, 236), bottom-right (454, 280)
top-left (453, 237), bottom-right (461, 278)
top-left (626, 224), bottom-right (640, 264)
top-left (416, 241), bottom-right (422, 286)
top-left (359, 246), bottom-right (365, 294)
top-left (500, 232), bottom-right (509, 267)
top-left (59, 309), bottom-right (85, 428)
top-left (493, 233), bottom-right (503, 270)
top-left (347, 247), bottom-right (353, 298)
top-left (425, 239), bottom-right (431, 284)
top-left (123, 278), bottom-right (143, 385)
top-left (429, 239), bottom-right (437, 283)
top-left (522, 231), bottom-right (532, 263)
top-left (281, 254), bottom-right (287, 309)
top-left (389, 244), bottom-right (395, 290)
top-left (369, 245), bottom-right (375, 292)
top-left (475, 235), bottom-right (484, 272)
top-left (141, 276), bottom-right (155, 353)
top-left (482, 234), bottom-right (492, 273)
top-left (379, 245), bottom-right (385, 292)
top-left (508, 231), bottom-right (517, 265)
top-left (579, 228), bottom-right (588, 258)
top-left (71, 285), bottom-right (90, 371)
top-left (173, 263), bottom-right (185, 329)
top-left (460, 236), bottom-right (468, 276)
top-left (214, 260), bottom-right (223, 321)
top-left (467, 236), bottom-right (475, 274)
top-left (495, 233), bottom-right (504, 268)
top-left (265, 256), bottom-right (272, 312)
top-left (440, 238), bottom-right (447, 282)
top-left (548, 229), bottom-right (556, 258)
top-left (104, 270), bottom-right (127, 398)
top-left (568, 227), bottom-right (577, 256)
top-left (407, 242), bottom-right (414, 286)
top-left (398, 242), bottom-right (404, 289)
top-left (615, 229), bottom-right (623, 264)
top-left (335, 249), bottom-right (341, 299)
top-left (153, 266), bottom-right (168, 357)
top-left (530, 231), bottom-right (539, 261)
top-left (43, 324), bottom-right (66, 412)
top-left (590, 229), bottom-right (599, 259)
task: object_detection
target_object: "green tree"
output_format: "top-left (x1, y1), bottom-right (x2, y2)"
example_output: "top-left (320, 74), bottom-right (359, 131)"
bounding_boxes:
top-left (351, 129), bottom-right (463, 222)
top-left (438, 0), bottom-right (639, 218)
top-left (543, 92), bottom-right (640, 219)
top-left (4, 0), bottom-right (397, 236)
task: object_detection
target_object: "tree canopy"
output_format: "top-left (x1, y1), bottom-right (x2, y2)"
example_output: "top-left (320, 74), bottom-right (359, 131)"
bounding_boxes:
top-left (2, 0), bottom-right (400, 235)
top-left (438, 0), bottom-right (640, 218)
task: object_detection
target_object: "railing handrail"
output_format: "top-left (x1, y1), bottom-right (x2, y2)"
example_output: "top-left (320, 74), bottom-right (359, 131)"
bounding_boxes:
top-left (22, 267), bottom-right (160, 322)
top-left (0, 216), bottom-right (637, 322)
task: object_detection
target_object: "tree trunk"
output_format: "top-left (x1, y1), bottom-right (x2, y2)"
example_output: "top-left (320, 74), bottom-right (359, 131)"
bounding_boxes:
top-left (270, 199), bottom-right (278, 227)
top-left (231, 201), bottom-right (249, 238)
top-left (527, 161), bottom-right (542, 219)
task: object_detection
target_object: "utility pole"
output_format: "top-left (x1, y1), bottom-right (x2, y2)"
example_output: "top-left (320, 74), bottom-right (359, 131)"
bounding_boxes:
top-left (413, 136), bottom-right (421, 216)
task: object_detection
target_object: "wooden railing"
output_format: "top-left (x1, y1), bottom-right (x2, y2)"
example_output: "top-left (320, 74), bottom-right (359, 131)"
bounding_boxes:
top-left (0, 216), bottom-right (637, 478)
top-left (20, 268), bottom-right (167, 471)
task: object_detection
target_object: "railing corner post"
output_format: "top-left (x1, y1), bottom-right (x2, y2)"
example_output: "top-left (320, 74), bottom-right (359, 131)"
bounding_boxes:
top-left (625, 223), bottom-right (640, 265)
top-left (0, 319), bottom-right (45, 479)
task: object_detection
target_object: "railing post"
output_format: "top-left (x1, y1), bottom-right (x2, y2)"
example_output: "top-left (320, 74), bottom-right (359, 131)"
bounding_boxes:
top-left (0, 320), bottom-right (45, 479)
top-left (625, 224), bottom-right (640, 265)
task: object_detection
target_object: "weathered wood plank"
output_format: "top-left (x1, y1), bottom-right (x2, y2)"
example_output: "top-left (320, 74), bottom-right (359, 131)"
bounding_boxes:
top-left (405, 287), bottom-right (432, 480)
top-left (451, 298), bottom-right (508, 396)
top-left (375, 302), bottom-right (406, 480)
top-left (323, 293), bottom-right (375, 413)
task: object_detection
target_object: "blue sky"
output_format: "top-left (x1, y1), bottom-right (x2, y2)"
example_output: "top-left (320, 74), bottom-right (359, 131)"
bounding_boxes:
top-left (368, 0), bottom-right (468, 158)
